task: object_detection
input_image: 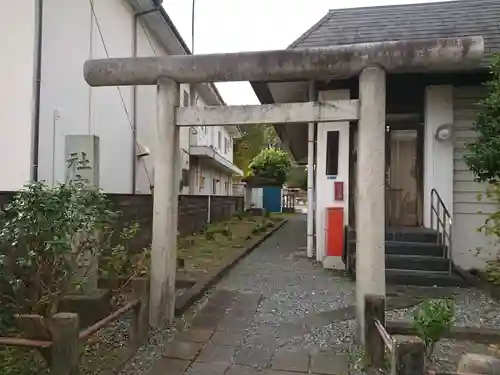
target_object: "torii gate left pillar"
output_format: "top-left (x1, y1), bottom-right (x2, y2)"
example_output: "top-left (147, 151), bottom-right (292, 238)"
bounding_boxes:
top-left (83, 36), bottom-right (483, 329)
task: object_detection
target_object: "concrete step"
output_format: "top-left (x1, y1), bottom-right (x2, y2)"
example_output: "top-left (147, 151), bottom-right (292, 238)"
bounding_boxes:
top-left (348, 227), bottom-right (440, 244)
top-left (348, 264), bottom-right (468, 287)
top-left (350, 254), bottom-right (450, 272)
top-left (386, 269), bottom-right (468, 287)
top-left (349, 240), bottom-right (446, 257)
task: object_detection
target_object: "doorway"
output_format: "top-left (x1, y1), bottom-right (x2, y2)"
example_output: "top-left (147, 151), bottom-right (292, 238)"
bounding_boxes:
top-left (385, 123), bottom-right (424, 227)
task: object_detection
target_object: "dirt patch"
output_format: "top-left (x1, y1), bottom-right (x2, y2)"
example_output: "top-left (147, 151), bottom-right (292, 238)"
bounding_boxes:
top-left (176, 215), bottom-right (282, 280)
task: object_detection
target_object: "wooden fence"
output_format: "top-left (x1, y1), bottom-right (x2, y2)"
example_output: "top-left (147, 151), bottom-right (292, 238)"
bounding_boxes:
top-left (0, 278), bottom-right (150, 375)
top-left (365, 295), bottom-right (426, 375)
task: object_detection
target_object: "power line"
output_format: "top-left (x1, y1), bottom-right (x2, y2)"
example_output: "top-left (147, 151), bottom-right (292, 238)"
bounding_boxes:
top-left (88, 0), bottom-right (153, 191)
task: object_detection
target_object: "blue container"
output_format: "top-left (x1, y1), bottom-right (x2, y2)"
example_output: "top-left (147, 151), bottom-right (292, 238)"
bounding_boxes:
top-left (262, 186), bottom-right (282, 213)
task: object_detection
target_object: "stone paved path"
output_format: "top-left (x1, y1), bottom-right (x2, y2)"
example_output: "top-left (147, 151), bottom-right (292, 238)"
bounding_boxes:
top-left (147, 215), bottom-right (357, 375)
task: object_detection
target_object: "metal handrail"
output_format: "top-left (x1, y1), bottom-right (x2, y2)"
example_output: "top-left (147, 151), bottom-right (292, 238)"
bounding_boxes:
top-left (430, 188), bottom-right (453, 274)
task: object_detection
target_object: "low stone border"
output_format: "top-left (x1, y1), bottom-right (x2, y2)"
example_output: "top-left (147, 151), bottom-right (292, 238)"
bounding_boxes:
top-left (387, 321), bottom-right (500, 344)
top-left (453, 265), bottom-right (500, 300)
top-left (174, 219), bottom-right (288, 315)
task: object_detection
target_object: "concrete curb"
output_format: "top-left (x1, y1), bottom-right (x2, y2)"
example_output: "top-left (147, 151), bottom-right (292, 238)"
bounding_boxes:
top-left (175, 219), bottom-right (288, 315)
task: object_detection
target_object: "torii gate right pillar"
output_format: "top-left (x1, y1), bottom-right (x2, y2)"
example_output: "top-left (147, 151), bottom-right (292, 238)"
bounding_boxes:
top-left (356, 65), bottom-right (387, 342)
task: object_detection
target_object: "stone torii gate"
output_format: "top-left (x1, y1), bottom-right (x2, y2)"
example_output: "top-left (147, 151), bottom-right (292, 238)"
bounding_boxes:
top-left (84, 36), bottom-right (483, 338)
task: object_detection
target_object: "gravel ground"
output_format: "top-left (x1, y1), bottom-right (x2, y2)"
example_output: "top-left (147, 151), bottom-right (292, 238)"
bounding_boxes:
top-left (218, 214), bottom-right (356, 324)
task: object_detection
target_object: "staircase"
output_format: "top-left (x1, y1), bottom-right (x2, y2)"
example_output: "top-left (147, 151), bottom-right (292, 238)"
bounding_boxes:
top-left (345, 190), bottom-right (468, 287)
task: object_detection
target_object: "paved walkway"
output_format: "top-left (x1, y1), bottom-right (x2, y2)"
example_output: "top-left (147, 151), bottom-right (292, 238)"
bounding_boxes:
top-left (148, 215), bottom-right (358, 375)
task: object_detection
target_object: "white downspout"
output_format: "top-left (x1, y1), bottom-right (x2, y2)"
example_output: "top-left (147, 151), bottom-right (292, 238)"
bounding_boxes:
top-left (307, 81), bottom-right (316, 259)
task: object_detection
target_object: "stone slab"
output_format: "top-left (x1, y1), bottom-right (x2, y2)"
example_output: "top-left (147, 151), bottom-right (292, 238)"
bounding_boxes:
top-left (219, 317), bottom-right (252, 331)
top-left (246, 330), bottom-right (284, 349)
top-left (226, 365), bottom-right (265, 375)
top-left (276, 323), bottom-right (309, 339)
top-left (191, 313), bottom-right (221, 329)
top-left (310, 352), bottom-right (349, 375)
top-left (175, 328), bottom-right (215, 343)
top-left (147, 358), bottom-right (190, 375)
top-left (271, 348), bottom-right (310, 373)
top-left (185, 362), bottom-right (230, 375)
top-left (210, 330), bottom-right (245, 346)
top-left (196, 344), bottom-right (236, 363)
top-left (234, 347), bottom-right (273, 369)
top-left (163, 341), bottom-right (203, 360)
top-left (224, 308), bottom-right (257, 320)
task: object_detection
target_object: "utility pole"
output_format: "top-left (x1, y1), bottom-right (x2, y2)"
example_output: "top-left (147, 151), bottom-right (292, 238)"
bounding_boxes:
top-left (189, 0), bottom-right (196, 106)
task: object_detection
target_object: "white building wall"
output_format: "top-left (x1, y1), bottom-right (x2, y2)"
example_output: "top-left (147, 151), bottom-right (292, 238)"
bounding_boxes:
top-left (190, 95), bottom-right (236, 196)
top-left (452, 86), bottom-right (498, 270)
top-left (315, 90), bottom-right (350, 267)
top-left (3, 0), bottom-right (237, 195)
top-left (134, 17), bottom-right (162, 194)
top-left (251, 188), bottom-right (264, 208)
top-left (423, 86), bottom-right (454, 226)
top-left (0, 2), bottom-right (38, 190)
top-left (38, 0), bottom-right (134, 193)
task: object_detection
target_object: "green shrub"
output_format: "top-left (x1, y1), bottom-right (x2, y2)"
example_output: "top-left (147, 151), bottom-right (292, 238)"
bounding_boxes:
top-left (0, 182), bottom-right (115, 318)
top-left (412, 299), bottom-right (455, 360)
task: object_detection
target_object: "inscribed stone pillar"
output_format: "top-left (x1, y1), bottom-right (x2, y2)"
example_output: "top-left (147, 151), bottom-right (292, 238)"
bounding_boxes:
top-left (356, 66), bottom-right (387, 342)
top-left (64, 134), bottom-right (100, 294)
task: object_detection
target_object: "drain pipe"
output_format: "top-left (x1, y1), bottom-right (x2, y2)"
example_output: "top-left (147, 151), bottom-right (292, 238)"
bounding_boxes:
top-left (31, 0), bottom-right (44, 181)
top-left (131, 13), bottom-right (138, 193)
top-left (307, 81), bottom-right (316, 259)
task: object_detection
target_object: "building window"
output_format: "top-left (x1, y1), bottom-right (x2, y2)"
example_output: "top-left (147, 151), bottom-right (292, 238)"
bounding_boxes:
top-left (224, 181), bottom-right (229, 194)
top-left (326, 131), bottom-right (340, 176)
top-left (217, 131), bottom-right (222, 150)
top-left (183, 90), bottom-right (189, 107)
top-left (212, 179), bottom-right (217, 194)
top-left (224, 137), bottom-right (229, 153)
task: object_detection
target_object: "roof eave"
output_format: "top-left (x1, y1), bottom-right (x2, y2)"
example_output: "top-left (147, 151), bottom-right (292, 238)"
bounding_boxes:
top-left (125, 0), bottom-right (226, 107)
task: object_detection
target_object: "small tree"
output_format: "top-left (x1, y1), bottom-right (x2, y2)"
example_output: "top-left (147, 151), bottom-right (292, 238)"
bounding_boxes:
top-left (464, 54), bottom-right (500, 282)
top-left (287, 165), bottom-right (308, 191)
top-left (249, 148), bottom-right (291, 185)
top-left (464, 54), bottom-right (500, 182)
top-left (412, 299), bottom-right (455, 361)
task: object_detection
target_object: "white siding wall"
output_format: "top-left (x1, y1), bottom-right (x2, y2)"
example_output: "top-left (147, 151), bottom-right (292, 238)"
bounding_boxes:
top-left (0, 2), bottom-right (37, 190)
top-left (38, 0), bottom-right (134, 193)
top-left (453, 86), bottom-right (498, 270)
top-left (5, 0), bottom-right (236, 196)
top-left (189, 95), bottom-right (236, 196)
top-left (134, 17), bottom-right (164, 194)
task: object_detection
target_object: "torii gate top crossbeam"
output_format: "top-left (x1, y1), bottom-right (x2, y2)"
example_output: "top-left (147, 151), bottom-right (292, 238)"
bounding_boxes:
top-left (84, 36), bottom-right (483, 87)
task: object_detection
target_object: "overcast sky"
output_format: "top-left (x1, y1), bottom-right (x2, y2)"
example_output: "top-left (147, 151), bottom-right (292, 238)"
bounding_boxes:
top-left (162, 0), bottom-right (448, 105)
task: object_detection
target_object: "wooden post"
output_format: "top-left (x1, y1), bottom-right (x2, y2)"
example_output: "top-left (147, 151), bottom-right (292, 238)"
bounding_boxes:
top-left (391, 335), bottom-right (425, 375)
top-left (130, 277), bottom-right (150, 352)
top-left (48, 313), bottom-right (80, 375)
top-left (150, 77), bottom-right (180, 327)
top-left (364, 294), bottom-right (386, 369)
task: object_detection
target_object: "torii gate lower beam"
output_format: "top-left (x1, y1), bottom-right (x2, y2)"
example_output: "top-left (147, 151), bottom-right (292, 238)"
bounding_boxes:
top-left (83, 36), bottom-right (484, 331)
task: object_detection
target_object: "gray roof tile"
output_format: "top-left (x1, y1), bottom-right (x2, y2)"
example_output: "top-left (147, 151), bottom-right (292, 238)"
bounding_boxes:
top-left (289, 0), bottom-right (500, 66)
